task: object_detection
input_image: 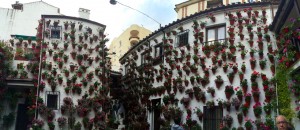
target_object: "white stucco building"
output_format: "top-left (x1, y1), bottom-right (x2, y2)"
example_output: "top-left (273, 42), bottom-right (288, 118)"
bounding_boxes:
top-left (0, 1), bottom-right (60, 40)
top-left (118, 1), bottom-right (288, 130)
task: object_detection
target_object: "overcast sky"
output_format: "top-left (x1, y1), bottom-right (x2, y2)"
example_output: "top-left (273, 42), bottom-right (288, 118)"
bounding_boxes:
top-left (1, 0), bottom-right (184, 46)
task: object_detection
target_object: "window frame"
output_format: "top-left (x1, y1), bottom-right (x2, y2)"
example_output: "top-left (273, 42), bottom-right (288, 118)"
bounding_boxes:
top-left (175, 29), bottom-right (189, 47)
top-left (206, 24), bottom-right (226, 42)
top-left (153, 43), bottom-right (164, 65)
top-left (50, 25), bottom-right (62, 39)
top-left (203, 106), bottom-right (223, 130)
top-left (45, 91), bottom-right (60, 110)
top-left (141, 52), bottom-right (149, 65)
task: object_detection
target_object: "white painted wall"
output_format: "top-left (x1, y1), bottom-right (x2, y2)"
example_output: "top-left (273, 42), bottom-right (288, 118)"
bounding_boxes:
top-left (38, 16), bottom-right (106, 130)
top-left (0, 1), bottom-right (60, 40)
top-left (120, 5), bottom-right (294, 130)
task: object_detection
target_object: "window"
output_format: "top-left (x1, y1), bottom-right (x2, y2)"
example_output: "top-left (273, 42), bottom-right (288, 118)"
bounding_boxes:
top-left (125, 64), bottom-right (129, 74)
top-left (153, 44), bottom-right (163, 65)
top-left (50, 26), bottom-right (61, 39)
top-left (203, 106), bottom-right (223, 130)
top-left (141, 52), bottom-right (148, 65)
top-left (46, 91), bottom-right (60, 110)
top-left (175, 30), bottom-right (189, 47)
top-left (206, 25), bottom-right (226, 42)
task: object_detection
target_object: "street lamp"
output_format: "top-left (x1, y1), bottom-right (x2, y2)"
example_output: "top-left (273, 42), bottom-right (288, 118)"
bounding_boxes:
top-left (109, 0), bottom-right (161, 28)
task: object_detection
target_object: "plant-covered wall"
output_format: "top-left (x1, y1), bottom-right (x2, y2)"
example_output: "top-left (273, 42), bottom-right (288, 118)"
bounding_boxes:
top-left (35, 17), bottom-right (116, 130)
top-left (276, 18), bottom-right (300, 121)
top-left (120, 5), bottom-right (277, 130)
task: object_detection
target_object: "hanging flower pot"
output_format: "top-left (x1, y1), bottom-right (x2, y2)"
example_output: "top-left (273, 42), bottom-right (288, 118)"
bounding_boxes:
top-left (70, 64), bottom-right (76, 72)
top-left (227, 72), bottom-right (235, 84)
top-left (71, 43), bottom-right (76, 49)
top-left (252, 17), bottom-right (257, 24)
top-left (244, 18), bottom-right (250, 24)
top-left (87, 57), bottom-right (94, 65)
top-left (218, 60), bottom-right (223, 66)
top-left (236, 11), bottom-right (242, 18)
top-left (77, 44), bottom-right (83, 51)
top-left (237, 113), bottom-right (243, 124)
top-left (271, 64), bottom-right (275, 73)
top-left (50, 81), bottom-right (57, 91)
top-left (70, 51), bottom-right (77, 59)
top-left (229, 38), bottom-right (235, 45)
top-left (239, 72), bottom-right (244, 80)
top-left (215, 75), bottom-right (224, 89)
top-left (229, 18), bottom-right (235, 25)
top-left (262, 17), bottom-right (267, 24)
top-left (254, 10), bottom-right (259, 17)
top-left (223, 64), bottom-right (228, 72)
top-left (238, 33), bottom-right (244, 40)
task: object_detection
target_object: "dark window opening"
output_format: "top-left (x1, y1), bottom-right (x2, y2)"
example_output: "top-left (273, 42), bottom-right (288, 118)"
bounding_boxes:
top-left (203, 106), bottom-right (223, 130)
top-left (46, 92), bottom-right (59, 110)
top-left (176, 30), bottom-right (189, 47)
top-left (50, 26), bottom-right (61, 39)
top-left (153, 44), bottom-right (163, 65)
top-left (141, 52), bottom-right (148, 65)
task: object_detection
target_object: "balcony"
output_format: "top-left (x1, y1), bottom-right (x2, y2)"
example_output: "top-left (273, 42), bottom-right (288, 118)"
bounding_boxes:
top-left (207, 0), bottom-right (223, 9)
top-left (129, 36), bottom-right (140, 46)
top-left (129, 30), bottom-right (140, 46)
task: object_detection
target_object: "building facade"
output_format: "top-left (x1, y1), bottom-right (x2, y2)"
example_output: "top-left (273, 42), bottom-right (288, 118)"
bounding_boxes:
top-left (109, 24), bottom-right (151, 71)
top-left (174, 0), bottom-right (273, 19)
top-left (35, 14), bottom-right (117, 130)
top-left (0, 1), bottom-right (60, 40)
top-left (119, 1), bottom-right (286, 130)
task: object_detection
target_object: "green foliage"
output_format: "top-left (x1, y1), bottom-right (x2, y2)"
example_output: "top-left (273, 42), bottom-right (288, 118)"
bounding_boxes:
top-left (275, 64), bottom-right (295, 121)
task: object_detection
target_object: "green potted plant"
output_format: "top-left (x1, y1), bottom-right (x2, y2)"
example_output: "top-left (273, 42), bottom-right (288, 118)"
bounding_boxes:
top-left (244, 119), bottom-right (253, 130)
top-left (253, 102), bottom-right (262, 117)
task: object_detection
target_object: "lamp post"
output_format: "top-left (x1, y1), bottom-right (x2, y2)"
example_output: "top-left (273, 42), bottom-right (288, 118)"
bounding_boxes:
top-left (109, 0), bottom-right (161, 28)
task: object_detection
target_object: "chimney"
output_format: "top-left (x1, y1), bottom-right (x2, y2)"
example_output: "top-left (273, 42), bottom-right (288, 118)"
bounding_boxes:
top-left (78, 8), bottom-right (90, 19)
top-left (12, 1), bottom-right (23, 10)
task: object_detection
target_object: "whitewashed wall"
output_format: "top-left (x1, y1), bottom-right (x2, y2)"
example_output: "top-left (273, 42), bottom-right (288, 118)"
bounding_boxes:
top-left (38, 16), bottom-right (105, 130)
top-left (121, 5), bottom-right (284, 130)
top-left (0, 1), bottom-right (60, 40)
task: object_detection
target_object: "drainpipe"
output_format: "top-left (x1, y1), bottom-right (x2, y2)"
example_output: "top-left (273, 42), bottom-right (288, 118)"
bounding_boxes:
top-left (34, 17), bottom-right (45, 119)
